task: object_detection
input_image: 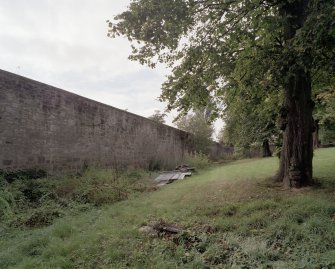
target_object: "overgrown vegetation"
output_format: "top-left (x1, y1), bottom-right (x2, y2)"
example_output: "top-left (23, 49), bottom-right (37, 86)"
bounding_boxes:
top-left (184, 152), bottom-right (211, 170)
top-left (147, 110), bottom-right (166, 124)
top-left (314, 85), bottom-right (335, 145)
top-left (175, 109), bottom-right (214, 154)
top-left (219, 89), bottom-right (281, 158)
top-left (109, 0), bottom-right (335, 187)
top-left (0, 168), bottom-right (153, 231)
top-left (0, 148), bottom-right (334, 268)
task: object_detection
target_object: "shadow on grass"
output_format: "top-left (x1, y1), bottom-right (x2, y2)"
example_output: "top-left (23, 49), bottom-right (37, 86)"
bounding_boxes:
top-left (313, 177), bottom-right (335, 192)
top-left (256, 175), bottom-right (335, 194)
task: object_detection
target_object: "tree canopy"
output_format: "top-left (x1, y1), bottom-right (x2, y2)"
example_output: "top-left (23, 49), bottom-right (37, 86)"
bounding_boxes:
top-left (109, 0), bottom-right (335, 187)
top-left (109, 0), bottom-right (334, 114)
top-left (219, 87), bottom-right (281, 156)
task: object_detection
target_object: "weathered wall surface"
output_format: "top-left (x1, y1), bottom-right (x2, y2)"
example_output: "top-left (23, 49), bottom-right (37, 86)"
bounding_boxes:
top-left (0, 70), bottom-right (196, 173)
top-left (209, 142), bottom-right (234, 160)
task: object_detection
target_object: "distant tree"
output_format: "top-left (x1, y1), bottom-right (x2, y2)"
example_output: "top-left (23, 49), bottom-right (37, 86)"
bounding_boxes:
top-left (148, 110), bottom-right (166, 124)
top-left (219, 89), bottom-right (281, 157)
top-left (314, 87), bottom-right (335, 146)
top-left (175, 110), bottom-right (214, 154)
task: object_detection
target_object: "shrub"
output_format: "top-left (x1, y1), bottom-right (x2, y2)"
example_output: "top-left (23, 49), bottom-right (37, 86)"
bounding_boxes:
top-left (0, 169), bottom-right (47, 183)
top-left (23, 201), bottom-right (64, 228)
top-left (0, 167), bottom-right (153, 229)
top-left (184, 152), bottom-right (211, 170)
top-left (68, 168), bottom-right (152, 206)
top-left (232, 147), bottom-right (247, 159)
top-left (0, 196), bottom-right (13, 223)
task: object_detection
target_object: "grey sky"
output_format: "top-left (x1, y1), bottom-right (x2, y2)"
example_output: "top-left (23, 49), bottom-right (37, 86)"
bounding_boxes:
top-left (0, 0), bottom-right (223, 135)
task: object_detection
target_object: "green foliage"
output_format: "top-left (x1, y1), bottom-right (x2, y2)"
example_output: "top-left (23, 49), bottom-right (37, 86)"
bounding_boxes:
top-left (109, 0), bottom-right (335, 119)
top-left (0, 148), bottom-right (334, 268)
top-left (184, 152), bottom-right (210, 170)
top-left (0, 169), bottom-right (47, 183)
top-left (23, 201), bottom-right (65, 228)
top-left (0, 196), bottom-right (13, 223)
top-left (0, 177), bottom-right (16, 226)
top-left (220, 88), bottom-right (282, 151)
top-left (0, 168), bottom-right (153, 230)
top-left (175, 109), bottom-right (214, 154)
top-left (109, 1), bottom-right (335, 186)
top-left (147, 109), bottom-right (166, 124)
top-left (314, 86), bottom-right (335, 144)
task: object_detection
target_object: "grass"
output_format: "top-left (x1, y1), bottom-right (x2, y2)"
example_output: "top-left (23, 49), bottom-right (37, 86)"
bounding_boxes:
top-left (0, 167), bottom-right (154, 230)
top-left (0, 148), bottom-right (335, 268)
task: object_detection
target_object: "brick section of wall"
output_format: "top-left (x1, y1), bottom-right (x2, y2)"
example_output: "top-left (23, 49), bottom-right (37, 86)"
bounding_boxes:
top-left (0, 70), bottom-right (196, 173)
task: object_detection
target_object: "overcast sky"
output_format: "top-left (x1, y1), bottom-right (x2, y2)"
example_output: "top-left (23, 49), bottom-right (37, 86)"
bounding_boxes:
top-left (0, 0), bottom-right (223, 136)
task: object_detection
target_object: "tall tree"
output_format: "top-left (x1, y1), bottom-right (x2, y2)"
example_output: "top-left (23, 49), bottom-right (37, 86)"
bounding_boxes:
top-left (108, 0), bottom-right (335, 187)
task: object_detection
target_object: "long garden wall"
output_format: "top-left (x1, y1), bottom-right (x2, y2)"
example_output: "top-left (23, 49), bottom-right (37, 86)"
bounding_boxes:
top-left (0, 70), bottom-right (197, 173)
top-left (1, 69), bottom-right (274, 174)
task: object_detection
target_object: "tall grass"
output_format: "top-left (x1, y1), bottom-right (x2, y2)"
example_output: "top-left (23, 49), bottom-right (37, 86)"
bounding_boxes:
top-left (0, 148), bottom-right (334, 268)
top-left (0, 167), bottom-right (153, 230)
top-left (184, 152), bottom-right (211, 170)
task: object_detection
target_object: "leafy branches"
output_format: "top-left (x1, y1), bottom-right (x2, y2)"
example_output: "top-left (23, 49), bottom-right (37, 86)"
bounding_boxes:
top-left (108, 0), bottom-right (335, 185)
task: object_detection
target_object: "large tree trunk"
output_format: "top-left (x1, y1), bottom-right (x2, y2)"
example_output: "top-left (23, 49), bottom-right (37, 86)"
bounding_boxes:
top-left (276, 0), bottom-right (314, 187)
top-left (279, 70), bottom-right (314, 187)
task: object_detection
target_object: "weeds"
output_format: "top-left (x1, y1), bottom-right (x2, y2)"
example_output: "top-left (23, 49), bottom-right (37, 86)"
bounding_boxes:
top-left (0, 167), bottom-right (153, 230)
top-left (184, 152), bottom-right (211, 170)
top-left (0, 148), bottom-right (334, 268)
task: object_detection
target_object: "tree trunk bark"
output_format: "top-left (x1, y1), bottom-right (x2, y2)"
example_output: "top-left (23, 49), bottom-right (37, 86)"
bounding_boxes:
top-left (262, 139), bottom-right (272, 157)
top-left (279, 70), bottom-right (314, 187)
top-left (276, 0), bottom-right (314, 187)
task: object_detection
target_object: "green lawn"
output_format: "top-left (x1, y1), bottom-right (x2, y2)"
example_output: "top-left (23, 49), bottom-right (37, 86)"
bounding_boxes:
top-left (1, 148), bottom-right (334, 268)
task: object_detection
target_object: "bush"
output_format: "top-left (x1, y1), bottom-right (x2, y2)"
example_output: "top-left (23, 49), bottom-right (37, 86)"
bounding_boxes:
top-left (232, 147), bottom-right (248, 159)
top-left (184, 152), bottom-right (211, 170)
top-left (23, 201), bottom-right (64, 228)
top-left (0, 167), bottom-right (153, 229)
top-left (0, 169), bottom-right (47, 183)
top-left (0, 196), bottom-right (13, 223)
top-left (67, 168), bottom-right (152, 206)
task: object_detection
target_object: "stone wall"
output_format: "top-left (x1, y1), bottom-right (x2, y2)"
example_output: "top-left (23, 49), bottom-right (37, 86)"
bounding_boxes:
top-left (0, 70), bottom-right (197, 174)
top-left (209, 142), bottom-right (234, 160)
